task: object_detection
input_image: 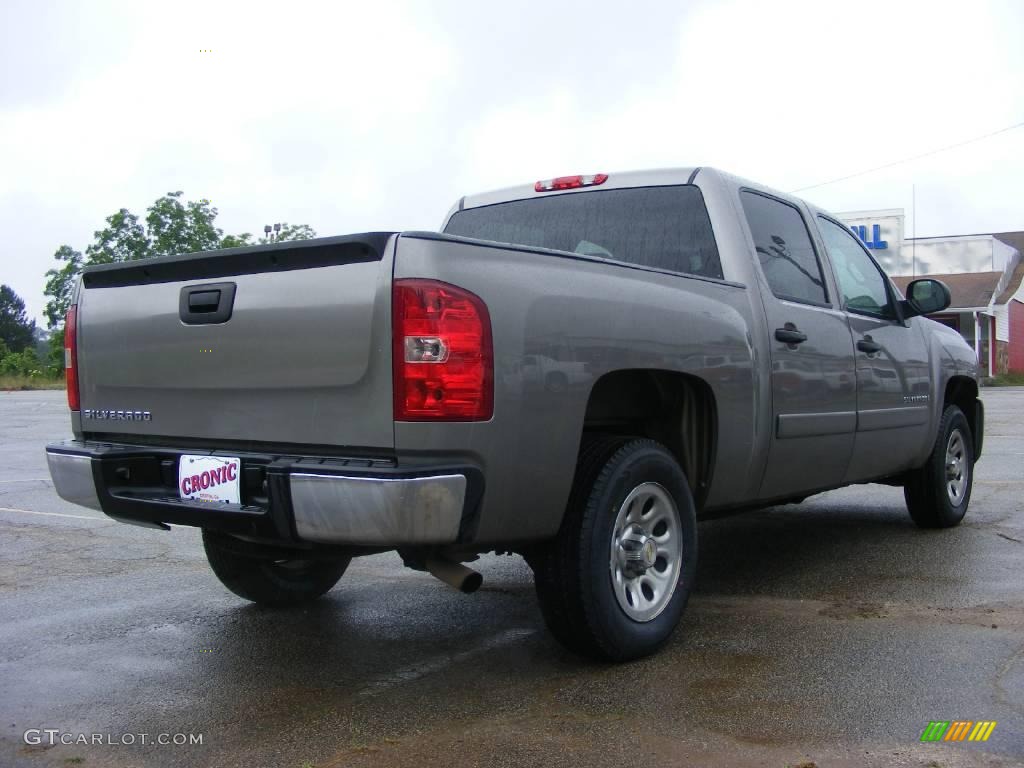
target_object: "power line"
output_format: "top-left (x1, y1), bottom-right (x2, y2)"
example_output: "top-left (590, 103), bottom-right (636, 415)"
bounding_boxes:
top-left (790, 119), bottom-right (1024, 193)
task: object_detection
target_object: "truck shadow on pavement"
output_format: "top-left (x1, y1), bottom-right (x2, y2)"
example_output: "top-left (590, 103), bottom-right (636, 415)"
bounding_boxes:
top-left (692, 498), bottom-right (974, 601)
top-left (197, 492), bottom-right (983, 678)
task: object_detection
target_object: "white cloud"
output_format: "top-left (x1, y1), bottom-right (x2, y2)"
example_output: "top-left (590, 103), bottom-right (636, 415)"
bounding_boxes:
top-left (1, 0), bottom-right (1022, 324)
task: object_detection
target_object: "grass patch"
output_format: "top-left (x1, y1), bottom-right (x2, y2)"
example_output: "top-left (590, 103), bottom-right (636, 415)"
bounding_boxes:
top-left (986, 372), bottom-right (1024, 387)
top-left (0, 374), bottom-right (64, 391)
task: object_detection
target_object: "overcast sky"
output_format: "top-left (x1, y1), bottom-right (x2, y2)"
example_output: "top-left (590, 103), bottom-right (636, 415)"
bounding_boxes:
top-left (2, 0), bottom-right (1023, 325)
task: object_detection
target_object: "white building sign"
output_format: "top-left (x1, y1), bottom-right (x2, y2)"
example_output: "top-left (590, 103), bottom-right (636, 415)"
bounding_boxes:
top-left (836, 209), bottom-right (1014, 278)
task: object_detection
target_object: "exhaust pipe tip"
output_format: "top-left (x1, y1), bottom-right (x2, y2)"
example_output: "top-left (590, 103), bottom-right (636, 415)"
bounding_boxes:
top-left (424, 557), bottom-right (482, 594)
top-left (460, 570), bottom-right (483, 594)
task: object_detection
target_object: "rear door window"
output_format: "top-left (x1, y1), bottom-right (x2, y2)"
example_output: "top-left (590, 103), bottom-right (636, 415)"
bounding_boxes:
top-left (740, 191), bottom-right (828, 305)
top-left (444, 185), bottom-right (724, 280)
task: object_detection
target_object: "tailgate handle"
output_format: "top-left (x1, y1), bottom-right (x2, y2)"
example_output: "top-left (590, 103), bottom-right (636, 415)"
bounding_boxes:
top-left (180, 282), bottom-right (237, 325)
top-left (188, 290), bottom-right (221, 312)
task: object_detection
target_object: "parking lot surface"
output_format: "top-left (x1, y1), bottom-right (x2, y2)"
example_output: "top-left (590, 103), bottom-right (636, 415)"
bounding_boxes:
top-left (2, 389), bottom-right (1023, 767)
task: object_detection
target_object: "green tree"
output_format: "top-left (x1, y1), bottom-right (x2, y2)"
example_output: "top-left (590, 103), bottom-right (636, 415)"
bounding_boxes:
top-left (42, 194), bottom-right (316, 334)
top-left (0, 347), bottom-right (43, 377)
top-left (43, 245), bottom-right (83, 329)
top-left (46, 330), bottom-right (65, 377)
top-left (85, 208), bottom-right (149, 264)
top-left (219, 233), bottom-right (253, 249)
top-left (220, 223), bottom-right (317, 250)
top-left (147, 192), bottom-right (223, 258)
top-left (0, 285), bottom-right (36, 352)
top-left (262, 223), bottom-right (316, 243)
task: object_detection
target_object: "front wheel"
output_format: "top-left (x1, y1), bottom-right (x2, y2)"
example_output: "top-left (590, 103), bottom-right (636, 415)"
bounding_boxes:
top-left (530, 436), bottom-right (698, 661)
top-left (904, 405), bottom-right (974, 528)
top-left (202, 530), bottom-right (350, 607)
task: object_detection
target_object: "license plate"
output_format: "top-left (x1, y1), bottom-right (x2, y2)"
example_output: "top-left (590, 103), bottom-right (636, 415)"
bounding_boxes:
top-left (178, 455), bottom-right (241, 504)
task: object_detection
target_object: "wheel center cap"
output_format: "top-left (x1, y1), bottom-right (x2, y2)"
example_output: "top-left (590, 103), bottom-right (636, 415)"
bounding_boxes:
top-left (620, 528), bottom-right (657, 576)
top-left (641, 538), bottom-right (657, 567)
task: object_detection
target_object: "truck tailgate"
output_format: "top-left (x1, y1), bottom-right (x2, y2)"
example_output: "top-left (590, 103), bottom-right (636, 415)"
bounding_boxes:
top-left (76, 233), bottom-right (396, 449)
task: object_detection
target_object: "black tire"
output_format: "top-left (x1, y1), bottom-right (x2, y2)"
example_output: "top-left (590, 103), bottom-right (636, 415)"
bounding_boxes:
top-left (904, 405), bottom-right (974, 528)
top-left (530, 435), bottom-right (698, 661)
top-left (202, 530), bottom-right (350, 607)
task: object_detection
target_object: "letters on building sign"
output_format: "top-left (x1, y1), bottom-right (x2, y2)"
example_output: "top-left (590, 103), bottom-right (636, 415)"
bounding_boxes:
top-left (850, 224), bottom-right (888, 250)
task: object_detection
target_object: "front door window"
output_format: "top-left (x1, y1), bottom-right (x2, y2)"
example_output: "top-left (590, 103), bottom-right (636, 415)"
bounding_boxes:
top-left (817, 217), bottom-right (894, 319)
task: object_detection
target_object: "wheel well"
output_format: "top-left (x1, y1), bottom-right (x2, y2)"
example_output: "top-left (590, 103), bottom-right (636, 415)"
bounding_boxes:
top-left (944, 375), bottom-right (982, 460)
top-left (944, 375), bottom-right (979, 437)
top-left (582, 369), bottom-right (716, 507)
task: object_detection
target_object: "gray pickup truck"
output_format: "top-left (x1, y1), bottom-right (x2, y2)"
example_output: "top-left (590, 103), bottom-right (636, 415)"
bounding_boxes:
top-left (46, 167), bottom-right (983, 661)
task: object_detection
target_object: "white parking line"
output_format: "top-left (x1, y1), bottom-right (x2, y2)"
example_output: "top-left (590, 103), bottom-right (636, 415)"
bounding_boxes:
top-left (357, 628), bottom-right (536, 697)
top-left (0, 506), bottom-right (104, 521)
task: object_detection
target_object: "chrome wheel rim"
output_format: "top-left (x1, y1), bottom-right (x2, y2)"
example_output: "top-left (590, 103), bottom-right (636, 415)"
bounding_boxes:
top-left (609, 482), bottom-right (683, 623)
top-left (945, 428), bottom-right (969, 506)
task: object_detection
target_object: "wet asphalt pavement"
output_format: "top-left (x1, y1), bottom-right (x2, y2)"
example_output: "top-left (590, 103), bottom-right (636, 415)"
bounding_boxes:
top-left (1, 389), bottom-right (1023, 768)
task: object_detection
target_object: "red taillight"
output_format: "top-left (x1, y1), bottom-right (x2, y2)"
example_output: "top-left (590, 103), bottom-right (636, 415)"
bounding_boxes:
top-left (534, 173), bottom-right (608, 192)
top-left (392, 279), bottom-right (493, 421)
top-left (65, 305), bottom-right (80, 411)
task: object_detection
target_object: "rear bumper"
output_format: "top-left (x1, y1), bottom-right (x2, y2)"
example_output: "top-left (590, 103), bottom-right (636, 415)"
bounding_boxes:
top-left (288, 472), bottom-right (467, 544)
top-left (47, 451), bottom-right (103, 511)
top-left (45, 440), bottom-right (482, 547)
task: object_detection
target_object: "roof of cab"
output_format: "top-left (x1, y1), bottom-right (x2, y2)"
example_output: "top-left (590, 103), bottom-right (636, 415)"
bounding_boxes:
top-left (456, 166), bottom-right (808, 213)
top-left (459, 167), bottom-right (703, 210)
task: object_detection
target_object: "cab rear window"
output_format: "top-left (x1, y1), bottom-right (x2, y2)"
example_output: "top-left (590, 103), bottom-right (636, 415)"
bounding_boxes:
top-left (444, 185), bottom-right (723, 280)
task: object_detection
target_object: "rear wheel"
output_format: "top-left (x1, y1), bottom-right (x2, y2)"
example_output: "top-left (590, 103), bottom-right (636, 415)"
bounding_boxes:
top-left (904, 405), bottom-right (974, 528)
top-left (530, 436), bottom-right (697, 661)
top-left (202, 530), bottom-right (350, 607)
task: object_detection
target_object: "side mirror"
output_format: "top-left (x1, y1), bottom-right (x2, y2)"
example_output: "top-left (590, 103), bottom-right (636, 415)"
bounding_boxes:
top-left (902, 278), bottom-right (951, 318)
